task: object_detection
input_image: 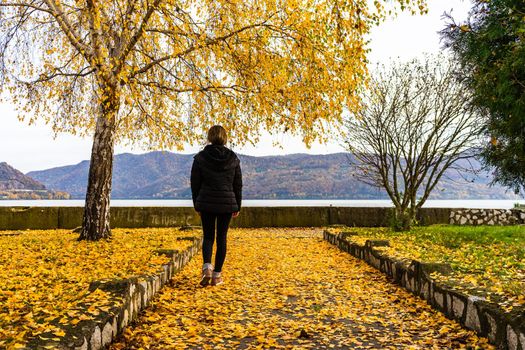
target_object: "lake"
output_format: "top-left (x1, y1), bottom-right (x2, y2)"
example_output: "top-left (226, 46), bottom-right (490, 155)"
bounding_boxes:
top-left (0, 199), bottom-right (523, 209)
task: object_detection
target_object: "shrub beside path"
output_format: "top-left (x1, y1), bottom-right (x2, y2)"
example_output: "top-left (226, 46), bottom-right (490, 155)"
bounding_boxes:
top-left (111, 228), bottom-right (492, 349)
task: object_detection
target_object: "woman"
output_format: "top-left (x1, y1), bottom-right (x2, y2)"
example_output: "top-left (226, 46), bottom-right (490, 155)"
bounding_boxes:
top-left (191, 125), bottom-right (242, 286)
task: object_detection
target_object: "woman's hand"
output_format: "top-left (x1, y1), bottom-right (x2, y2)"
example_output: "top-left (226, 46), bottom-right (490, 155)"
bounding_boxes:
top-left (232, 211), bottom-right (240, 218)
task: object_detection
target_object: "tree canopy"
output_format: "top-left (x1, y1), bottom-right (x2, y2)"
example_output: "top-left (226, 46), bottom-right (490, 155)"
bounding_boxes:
top-left (442, 0), bottom-right (525, 194)
top-left (1, 0), bottom-right (425, 148)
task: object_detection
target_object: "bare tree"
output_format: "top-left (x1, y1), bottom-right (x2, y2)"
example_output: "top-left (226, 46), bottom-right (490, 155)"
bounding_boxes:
top-left (344, 56), bottom-right (484, 230)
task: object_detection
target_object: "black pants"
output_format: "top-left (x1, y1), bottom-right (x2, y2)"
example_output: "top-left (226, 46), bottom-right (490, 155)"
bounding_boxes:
top-left (201, 212), bottom-right (232, 273)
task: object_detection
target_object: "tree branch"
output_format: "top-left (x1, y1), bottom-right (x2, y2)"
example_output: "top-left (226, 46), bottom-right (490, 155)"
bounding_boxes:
top-left (130, 21), bottom-right (273, 78)
top-left (116, 0), bottom-right (161, 65)
top-left (41, 0), bottom-right (91, 59)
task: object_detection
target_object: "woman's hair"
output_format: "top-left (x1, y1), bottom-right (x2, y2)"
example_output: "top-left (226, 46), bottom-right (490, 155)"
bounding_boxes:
top-left (207, 125), bottom-right (228, 145)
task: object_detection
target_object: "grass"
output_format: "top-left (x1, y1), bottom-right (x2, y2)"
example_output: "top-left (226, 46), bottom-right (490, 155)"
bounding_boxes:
top-left (328, 225), bottom-right (525, 309)
top-left (0, 227), bottom-right (199, 348)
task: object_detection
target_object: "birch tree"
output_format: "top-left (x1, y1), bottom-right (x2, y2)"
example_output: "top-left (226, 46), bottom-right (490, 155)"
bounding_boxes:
top-left (0, 0), bottom-right (426, 240)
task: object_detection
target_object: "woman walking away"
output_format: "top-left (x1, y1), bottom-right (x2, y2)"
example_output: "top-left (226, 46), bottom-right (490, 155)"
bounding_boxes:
top-left (191, 125), bottom-right (242, 286)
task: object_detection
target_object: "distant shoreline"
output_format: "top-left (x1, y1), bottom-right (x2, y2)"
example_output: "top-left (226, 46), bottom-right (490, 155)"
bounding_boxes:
top-left (1, 199), bottom-right (524, 209)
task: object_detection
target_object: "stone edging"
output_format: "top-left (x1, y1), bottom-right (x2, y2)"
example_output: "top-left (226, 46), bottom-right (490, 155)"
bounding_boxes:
top-left (324, 230), bottom-right (525, 350)
top-left (27, 236), bottom-right (203, 350)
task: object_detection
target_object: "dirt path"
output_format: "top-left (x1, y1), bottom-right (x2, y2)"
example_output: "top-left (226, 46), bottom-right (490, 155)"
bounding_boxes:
top-left (111, 228), bottom-right (492, 349)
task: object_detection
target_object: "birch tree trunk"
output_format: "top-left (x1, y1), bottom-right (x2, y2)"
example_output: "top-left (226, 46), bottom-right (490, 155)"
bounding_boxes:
top-left (78, 103), bottom-right (117, 241)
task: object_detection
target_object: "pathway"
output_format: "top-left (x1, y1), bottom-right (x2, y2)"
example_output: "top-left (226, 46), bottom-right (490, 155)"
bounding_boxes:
top-left (111, 228), bottom-right (492, 349)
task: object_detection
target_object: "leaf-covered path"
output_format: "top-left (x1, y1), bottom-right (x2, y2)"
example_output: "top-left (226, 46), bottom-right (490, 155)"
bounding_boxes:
top-left (112, 229), bottom-right (492, 349)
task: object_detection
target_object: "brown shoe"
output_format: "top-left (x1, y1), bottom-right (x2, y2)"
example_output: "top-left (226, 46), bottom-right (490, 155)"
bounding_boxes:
top-left (200, 264), bottom-right (213, 287)
top-left (211, 272), bottom-right (224, 286)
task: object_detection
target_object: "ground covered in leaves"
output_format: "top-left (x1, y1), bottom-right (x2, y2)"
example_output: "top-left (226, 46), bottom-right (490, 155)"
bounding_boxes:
top-left (328, 225), bottom-right (525, 311)
top-left (0, 228), bottom-right (198, 348)
top-left (111, 228), bottom-right (491, 349)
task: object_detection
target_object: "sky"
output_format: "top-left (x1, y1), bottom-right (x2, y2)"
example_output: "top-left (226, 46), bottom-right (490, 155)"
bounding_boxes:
top-left (0, 0), bottom-right (472, 173)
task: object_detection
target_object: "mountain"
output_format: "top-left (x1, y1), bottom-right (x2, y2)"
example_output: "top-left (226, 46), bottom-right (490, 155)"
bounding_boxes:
top-left (0, 162), bottom-right (46, 191)
top-left (0, 162), bottom-right (70, 199)
top-left (27, 151), bottom-right (520, 200)
top-left (28, 152), bottom-right (195, 199)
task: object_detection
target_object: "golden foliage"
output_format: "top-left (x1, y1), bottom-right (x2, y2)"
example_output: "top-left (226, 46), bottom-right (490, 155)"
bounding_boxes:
top-left (111, 228), bottom-right (491, 349)
top-left (0, 228), bottom-right (198, 348)
top-left (0, 0), bottom-right (426, 148)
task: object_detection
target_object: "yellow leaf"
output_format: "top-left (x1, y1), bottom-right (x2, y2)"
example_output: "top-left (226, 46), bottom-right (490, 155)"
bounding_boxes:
top-left (53, 329), bottom-right (66, 337)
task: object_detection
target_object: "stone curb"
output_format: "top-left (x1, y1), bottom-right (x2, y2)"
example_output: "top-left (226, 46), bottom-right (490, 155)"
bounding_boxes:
top-left (324, 230), bottom-right (525, 350)
top-left (27, 236), bottom-right (203, 350)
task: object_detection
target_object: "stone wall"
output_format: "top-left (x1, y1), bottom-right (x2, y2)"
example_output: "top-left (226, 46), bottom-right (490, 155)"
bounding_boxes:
top-left (450, 208), bottom-right (525, 226)
top-left (0, 206), bottom-right (451, 230)
top-left (4, 206), bottom-right (525, 230)
top-left (324, 230), bottom-right (525, 350)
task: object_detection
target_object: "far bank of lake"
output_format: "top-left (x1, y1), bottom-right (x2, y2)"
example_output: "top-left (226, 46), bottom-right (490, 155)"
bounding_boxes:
top-left (0, 199), bottom-right (523, 209)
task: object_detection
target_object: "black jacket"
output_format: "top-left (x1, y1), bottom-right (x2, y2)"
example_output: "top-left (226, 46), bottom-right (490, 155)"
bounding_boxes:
top-left (191, 145), bottom-right (242, 213)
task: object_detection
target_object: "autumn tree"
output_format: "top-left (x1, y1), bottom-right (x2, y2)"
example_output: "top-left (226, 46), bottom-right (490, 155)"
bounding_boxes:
top-left (344, 56), bottom-right (484, 230)
top-left (441, 0), bottom-right (525, 194)
top-left (0, 0), bottom-right (426, 240)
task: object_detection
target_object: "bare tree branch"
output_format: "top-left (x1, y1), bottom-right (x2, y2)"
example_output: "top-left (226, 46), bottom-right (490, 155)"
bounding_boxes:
top-left (344, 55), bottom-right (485, 229)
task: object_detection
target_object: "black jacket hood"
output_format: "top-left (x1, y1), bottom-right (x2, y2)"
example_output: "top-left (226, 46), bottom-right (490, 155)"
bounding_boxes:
top-left (196, 145), bottom-right (239, 170)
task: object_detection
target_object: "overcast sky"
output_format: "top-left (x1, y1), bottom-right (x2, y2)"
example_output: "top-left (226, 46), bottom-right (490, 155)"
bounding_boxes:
top-left (0, 0), bottom-right (472, 173)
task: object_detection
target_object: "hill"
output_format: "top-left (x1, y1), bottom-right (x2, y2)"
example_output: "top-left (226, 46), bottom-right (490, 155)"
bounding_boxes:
top-left (27, 151), bottom-right (519, 200)
top-left (0, 162), bottom-right (70, 199)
